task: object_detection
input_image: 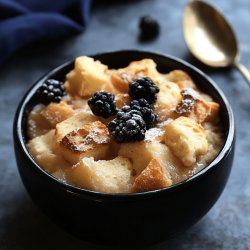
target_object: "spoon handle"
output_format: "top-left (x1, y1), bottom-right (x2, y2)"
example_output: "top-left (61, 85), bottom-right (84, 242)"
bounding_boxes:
top-left (234, 63), bottom-right (250, 86)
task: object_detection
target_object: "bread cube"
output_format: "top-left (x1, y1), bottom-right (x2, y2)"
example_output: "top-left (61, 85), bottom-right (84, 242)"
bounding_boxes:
top-left (110, 72), bottom-right (131, 93)
top-left (154, 81), bottom-right (182, 121)
top-left (164, 70), bottom-right (192, 83)
top-left (128, 59), bottom-right (164, 82)
top-left (65, 56), bottom-right (112, 97)
top-left (172, 88), bottom-right (220, 124)
top-left (58, 121), bottom-right (110, 164)
top-left (119, 141), bottom-right (166, 175)
top-left (118, 141), bottom-right (152, 176)
top-left (187, 100), bottom-right (220, 124)
top-left (118, 140), bottom-right (185, 181)
top-left (27, 130), bottom-right (69, 173)
top-left (110, 62), bottom-right (147, 93)
top-left (177, 80), bottom-right (197, 90)
top-left (164, 117), bottom-right (208, 167)
top-left (35, 153), bottom-right (70, 174)
top-left (27, 129), bottom-right (55, 157)
top-left (66, 156), bottom-right (133, 193)
top-left (40, 101), bottom-right (74, 128)
top-left (110, 59), bottom-right (165, 93)
top-left (133, 158), bottom-right (172, 192)
top-left (55, 111), bottom-right (97, 144)
top-left (27, 104), bottom-right (51, 139)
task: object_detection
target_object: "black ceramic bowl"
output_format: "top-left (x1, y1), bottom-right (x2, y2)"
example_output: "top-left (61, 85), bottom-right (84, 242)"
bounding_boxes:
top-left (13, 50), bottom-right (235, 246)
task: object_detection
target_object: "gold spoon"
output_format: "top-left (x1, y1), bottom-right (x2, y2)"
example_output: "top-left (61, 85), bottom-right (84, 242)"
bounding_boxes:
top-left (183, 0), bottom-right (250, 84)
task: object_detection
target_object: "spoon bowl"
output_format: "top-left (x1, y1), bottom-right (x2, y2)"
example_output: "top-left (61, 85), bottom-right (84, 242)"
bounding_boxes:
top-left (183, 0), bottom-right (250, 84)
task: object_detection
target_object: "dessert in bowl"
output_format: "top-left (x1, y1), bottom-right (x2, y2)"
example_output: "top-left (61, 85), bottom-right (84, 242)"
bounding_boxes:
top-left (26, 54), bottom-right (223, 193)
top-left (13, 50), bottom-right (235, 245)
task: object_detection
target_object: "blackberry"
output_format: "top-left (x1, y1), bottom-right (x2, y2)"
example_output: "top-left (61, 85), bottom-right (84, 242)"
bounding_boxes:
top-left (139, 15), bottom-right (160, 41)
top-left (88, 91), bottom-right (117, 118)
top-left (38, 79), bottom-right (66, 104)
top-left (108, 106), bottom-right (146, 143)
top-left (131, 99), bottom-right (158, 129)
top-left (129, 77), bottom-right (159, 104)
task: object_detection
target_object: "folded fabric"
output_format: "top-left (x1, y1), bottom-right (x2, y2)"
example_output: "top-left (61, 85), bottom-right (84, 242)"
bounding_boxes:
top-left (0, 0), bottom-right (92, 64)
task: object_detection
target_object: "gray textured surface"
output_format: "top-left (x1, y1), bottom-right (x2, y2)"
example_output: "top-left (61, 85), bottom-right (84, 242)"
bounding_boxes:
top-left (0, 0), bottom-right (250, 249)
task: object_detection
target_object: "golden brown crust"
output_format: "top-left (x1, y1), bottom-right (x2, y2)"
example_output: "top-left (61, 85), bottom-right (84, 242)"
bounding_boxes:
top-left (55, 111), bottom-right (98, 145)
top-left (40, 101), bottom-right (74, 128)
top-left (133, 158), bottom-right (172, 192)
top-left (173, 87), bottom-right (220, 124)
top-left (187, 100), bottom-right (220, 124)
top-left (110, 71), bottom-right (145, 93)
top-left (110, 73), bottom-right (130, 93)
top-left (177, 80), bottom-right (197, 90)
top-left (203, 101), bottom-right (220, 123)
top-left (60, 121), bottom-right (110, 154)
top-left (165, 70), bottom-right (192, 82)
top-left (57, 120), bottom-right (110, 164)
top-left (65, 56), bottom-right (110, 97)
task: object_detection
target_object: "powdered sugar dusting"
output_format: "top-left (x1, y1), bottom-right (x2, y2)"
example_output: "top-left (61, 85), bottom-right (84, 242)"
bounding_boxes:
top-left (145, 128), bottom-right (164, 142)
top-left (157, 118), bottom-right (173, 128)
top-left (85, 128), bottom-right (110, 145)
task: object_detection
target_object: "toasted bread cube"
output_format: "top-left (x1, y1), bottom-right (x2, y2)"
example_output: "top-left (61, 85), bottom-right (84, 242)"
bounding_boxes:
top-left (133, 158), bottom-right (172, 192)
top-left (196, 125), bottom-right (223, 166)
top-left (118, 141), bottom-right (154, 176)
top-left (164, 117), bottom-right (208, 167)
top-left (128, 59), bottom-right (164, 82)
top-left (110, 60), bottom-right (148, 93)
top-left (203, 101), bottom-right (220, 123)
top-left (27, 130), bottom-right (55, 157)
top-left (27, 130), bottom-right (69, 173)
top-left (35, 153), bottom-right (70, 174)
top-left (173, 88), bottom-right (219, 123)
top-left (27, 104), bottom-right (52, 139)
top-left (40, 101), bottom-right (74, 128)
top-left (164, 70), bottom-right (192, 83)
top-left (154, 82), bottom-right (182, 121)
top-left (187, 100), bottom-right (220, 124)
top-left (110, 73), bottom-right (131, 93)
top-left (66, 156), bottom-right (133, 193)
top-left (199, 93), bottom-right (213, 102)
top-left (110, 59), bottom-right (165, 93)
top-left (55, 111), bottom-right (97, 144)
top-left (58, 121), bottom-right (110, 164)
top-left (65, 56), bottom-right (111, 97)
top-left (119, 140), bottom-right (185, 181)
top-left (177, 80), bottom-right (197, 90)
top-left (119, 141), bottom-right (168, 176)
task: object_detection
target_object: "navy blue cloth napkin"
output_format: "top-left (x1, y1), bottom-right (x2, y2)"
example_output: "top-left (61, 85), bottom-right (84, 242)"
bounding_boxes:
top-left (0, 0), bottom-right (92, 64)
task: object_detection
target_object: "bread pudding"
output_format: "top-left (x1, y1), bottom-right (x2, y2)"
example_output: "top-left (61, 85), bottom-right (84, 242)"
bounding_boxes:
top-left (26, 56), bottom-right (224, 193)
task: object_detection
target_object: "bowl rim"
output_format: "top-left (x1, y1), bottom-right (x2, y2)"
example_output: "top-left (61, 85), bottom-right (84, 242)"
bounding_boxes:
top-left (13, 49), bottom-right (235, 199)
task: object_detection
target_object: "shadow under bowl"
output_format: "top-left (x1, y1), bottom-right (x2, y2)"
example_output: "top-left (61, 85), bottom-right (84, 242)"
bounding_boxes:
top-left (13, 50), bottom-right (235, 246)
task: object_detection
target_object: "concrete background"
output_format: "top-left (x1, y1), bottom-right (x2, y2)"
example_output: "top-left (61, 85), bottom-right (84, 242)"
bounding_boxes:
top-left (0, 0), bottom-right (250, 249)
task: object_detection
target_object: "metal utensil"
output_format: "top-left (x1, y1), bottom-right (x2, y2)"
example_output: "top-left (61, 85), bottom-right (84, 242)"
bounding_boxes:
top-left (183, 0), bottom-right (250, 84)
